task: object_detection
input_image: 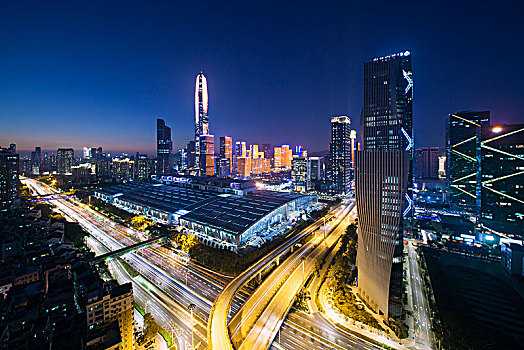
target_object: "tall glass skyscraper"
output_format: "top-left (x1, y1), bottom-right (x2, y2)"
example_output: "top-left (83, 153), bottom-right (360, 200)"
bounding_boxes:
top-left (195, 72), bottom-right (209, 173)
top-left (446, 111), bottom-right (490, 216)
top-left (156, 118), bottom-right (173, 174)
top-left (356, 51), bottom-right (413, 318)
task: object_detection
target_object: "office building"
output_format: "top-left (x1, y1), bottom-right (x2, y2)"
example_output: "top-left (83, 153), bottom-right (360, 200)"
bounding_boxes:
top-left (220, 136), bottom-right (233, 173)
top-left (57, 148), bottom-right (74, 174)
top-left (216, 157), bottom-right (231, 178)
top-left (356, 51), bottom-right (413, 318)
top-left (199, 134), bottom-right (215, 176)
top-left (480, 124), bottom-right (524, 238)
top-left (195, 72), bottom-right (209, 170)
top-left (237, 157), bottom-right (251, 178)
top-left (83, 147), bottom-right (91, 159)
top-left (415, 147), bottom-right (440, 179)
top-left (0, 146), bottom-right (19, 211)
top-left (292, 157), bottom-right (311, 192)
top-left (157, 118), bottom-right (173, 175)
top-left (327, 116), bottom-right (351, 194)
top-left (9, 144), bottom-right (16, 153)
top-left (173, 148), bottom-right (188, 172)
top-left (446, 111), bottom-right (490, 216)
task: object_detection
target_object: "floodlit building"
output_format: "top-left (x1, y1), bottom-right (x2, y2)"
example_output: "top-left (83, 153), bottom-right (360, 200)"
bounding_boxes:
top-left (356, 51), bottom-right (413, 318)
top-left (199, 134), bottom-right (215, 176)
top-left (274, 146), bottom-right (282, 169)
top-left (237, 156), bottom-right (251, 178)
top-left (195, 72), bottom-right (209, 172)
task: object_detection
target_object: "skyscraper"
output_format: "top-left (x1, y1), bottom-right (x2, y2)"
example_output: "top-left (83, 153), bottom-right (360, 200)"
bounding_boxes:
top-left (327, 116), bottom-right (351, 194)
top-left (356, 51), bottom-right (413, 318)
top-left (199, 134), bottom-right (215, 176)
top-left (414, 147), bottom-right (440, 179)
top-left (220, 136), bottom-right (233, 173)
top-left (480, 124), bottom-right (524, 238)
top-left (447, 111), bottom-right (490, 216)
top-left (195, 72), bottom-right (209, 171)
top-left (157, 118), bottom-right (173, 174)
top-left (57, 148), bottom-right (74, 174)
top-left (0, 146), bottom-right (19, 211)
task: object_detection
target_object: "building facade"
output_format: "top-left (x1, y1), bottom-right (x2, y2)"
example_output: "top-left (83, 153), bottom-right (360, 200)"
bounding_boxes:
top-left (480, 124), bottom-right (524, 238)
top-left (57, 148), bottom-right (74, 174)
top-left (156, 118), bottom-right (173, 175)
top-left (446, 111), bottom-right (490, 216)
top-left (414, 147), bottom-right (440, 179)
top-left (327, 116), bottom-right (351, 194)
top-left (195, 72), bottom-right (209, 171)
top-left (220, 136), bottom-right (233, 173)
top-left (199, 134), bottom-right (215, 176)
top-left (0, 147), bottom-right (19, 211)
top-left (291, 157), bottom-right (311, 192)
top-left (356, 51), bottom-right (413, 318)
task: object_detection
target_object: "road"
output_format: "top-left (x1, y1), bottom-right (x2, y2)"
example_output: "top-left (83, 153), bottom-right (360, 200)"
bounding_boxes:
top-left (235, 205), bottom-right (353, 350)
top-left (207, 205), bottom-right (344, 350)
top-left (406, 241), bottom-right (434, 349)
top-left (23, 178), bottom-right (248, 349)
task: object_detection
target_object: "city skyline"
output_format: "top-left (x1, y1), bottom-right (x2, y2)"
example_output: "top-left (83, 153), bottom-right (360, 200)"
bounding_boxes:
top-left (2, 1), bottom-right (524, 153)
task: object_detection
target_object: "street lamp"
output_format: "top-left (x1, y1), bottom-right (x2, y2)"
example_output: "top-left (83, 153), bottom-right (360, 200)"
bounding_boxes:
top-left (188, 303), bottom-right (196, 350)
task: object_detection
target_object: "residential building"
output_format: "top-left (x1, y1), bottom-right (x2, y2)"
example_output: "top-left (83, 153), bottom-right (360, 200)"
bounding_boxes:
top-left (86, 283), bottom-right (134, 350)
top-left (112, 158), bottom-right (135, 182)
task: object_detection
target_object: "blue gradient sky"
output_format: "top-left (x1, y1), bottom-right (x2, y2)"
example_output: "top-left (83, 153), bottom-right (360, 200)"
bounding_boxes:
top-left (1, 0), bottom-right (523, 155)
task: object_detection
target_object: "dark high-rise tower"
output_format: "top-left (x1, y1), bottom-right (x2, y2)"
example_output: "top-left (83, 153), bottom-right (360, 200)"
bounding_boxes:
top-left (327, 116), bottom-right (351, 194)
top-left (356, 51), bottom-right (413, 318)
top-left (195, 72), bottom-right (209, 172)
top-left (156, 118), bottom-right (173, 174)
top-left (0, 146), bottom-right (19, 211)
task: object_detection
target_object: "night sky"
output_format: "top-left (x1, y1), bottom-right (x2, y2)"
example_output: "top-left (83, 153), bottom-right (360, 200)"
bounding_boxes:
top-left (1, 0), bottom-right (523, 155)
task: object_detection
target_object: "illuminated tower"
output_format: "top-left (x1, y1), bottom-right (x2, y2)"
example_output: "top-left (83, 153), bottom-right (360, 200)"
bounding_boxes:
top-left (327, 116), bottom-right (351, 193)
top-left (157, 118), bottom-right (173, 174)
top-left (356, 51), bottom-right (413, 318)
top-left (195, 72), bottom-right (209, 172)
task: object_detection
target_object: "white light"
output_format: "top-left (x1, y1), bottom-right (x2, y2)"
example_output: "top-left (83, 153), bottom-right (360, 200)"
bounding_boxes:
top-left (404, 50), bottom-right (410, 56)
